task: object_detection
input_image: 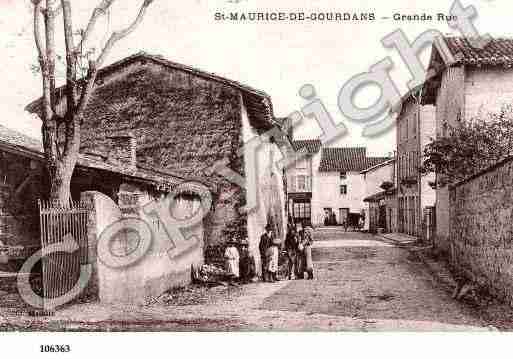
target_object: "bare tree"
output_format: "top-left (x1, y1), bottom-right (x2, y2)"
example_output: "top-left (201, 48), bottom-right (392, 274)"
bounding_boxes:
top-left (31, 0), bottom-right (155, 205)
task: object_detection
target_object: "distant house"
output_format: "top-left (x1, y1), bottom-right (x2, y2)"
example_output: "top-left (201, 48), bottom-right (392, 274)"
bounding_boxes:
top-left (395, 89), bottom-right (436, 238)
top-left (362, 158), bottom-right (396, 233)
top-left (286, 139), bottom-right (322, 226)
top-left (26, 53), bottom-right (290, 277)
top-left (423, 36), bottom-right (513, 252)
top-left (284, 142), bottom-right (390, 227)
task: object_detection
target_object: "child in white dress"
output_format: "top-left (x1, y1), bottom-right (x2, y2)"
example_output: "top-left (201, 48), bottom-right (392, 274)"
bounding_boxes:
top-left (224, 239), bottom-right (240, 283)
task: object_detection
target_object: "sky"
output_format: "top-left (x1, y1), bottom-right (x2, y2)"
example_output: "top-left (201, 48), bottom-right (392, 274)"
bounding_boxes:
top-left (0, 0), bottom-right (511, 156)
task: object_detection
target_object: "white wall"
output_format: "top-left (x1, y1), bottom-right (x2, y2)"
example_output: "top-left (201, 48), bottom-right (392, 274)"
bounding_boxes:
top-left (465, 67), bottom-right (513, 120)
top-left (83, 190), bottom-right (203, 305)
top-left (286, 155), bottom-right (312, 192)
top-left (362, 162), bottom-right (394, 230)
top-left (312, 171), bottom-right (366, 226)
top-left (241, 100), bottom-right (286, 274)
top-left (363, 162), bottom-right (394, 198)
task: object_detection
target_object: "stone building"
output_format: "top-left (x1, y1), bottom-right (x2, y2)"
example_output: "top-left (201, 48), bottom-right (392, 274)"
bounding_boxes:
top-left (0, 123), bottom-right (212, 303)
top-left (395, 89), bottom-right (436, 238)
top-left (26, 52), bottom-right (289, 275)
top-left (1, 124), bottom-right (185, 252)
top-left (423, 36), bottom-right (513, 253)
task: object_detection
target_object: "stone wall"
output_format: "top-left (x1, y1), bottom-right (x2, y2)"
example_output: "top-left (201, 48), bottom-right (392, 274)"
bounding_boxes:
top-left (450, 157), bottom-right (513, 305)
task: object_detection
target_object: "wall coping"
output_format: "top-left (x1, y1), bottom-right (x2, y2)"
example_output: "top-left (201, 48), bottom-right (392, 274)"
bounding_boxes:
top-left (451, 155), bottom-right (513, 188)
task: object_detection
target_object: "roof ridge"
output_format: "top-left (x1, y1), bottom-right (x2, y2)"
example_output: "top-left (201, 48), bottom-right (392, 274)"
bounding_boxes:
top-left (324, 145), bottom-right (365, 148)
top-left (26, 52), bottom-right (271, 113)
top-left (444, 35), bottom-right (513, 40)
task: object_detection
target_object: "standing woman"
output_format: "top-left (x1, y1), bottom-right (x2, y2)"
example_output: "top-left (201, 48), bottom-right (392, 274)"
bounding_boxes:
top-left (295, 222), bottom-right (305, 279)
top-left (303, 224), bottom-right (314, 280)
top-left (285, 223), bottom-right (298, 280)
top-left (266, 228), bottom-right (281, 282)
top-left (259, 225), bottom-right (272, 282)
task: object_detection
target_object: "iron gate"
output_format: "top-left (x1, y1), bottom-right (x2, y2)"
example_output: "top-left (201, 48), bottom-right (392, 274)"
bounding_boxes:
top-left (38, 199), bottom-right (91, 300)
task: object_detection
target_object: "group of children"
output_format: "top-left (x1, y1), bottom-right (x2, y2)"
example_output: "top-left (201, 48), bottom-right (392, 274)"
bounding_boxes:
top-left (223, 221), bottom-right (314, 284)
top-left (223, 238), bottom-right (257, 284)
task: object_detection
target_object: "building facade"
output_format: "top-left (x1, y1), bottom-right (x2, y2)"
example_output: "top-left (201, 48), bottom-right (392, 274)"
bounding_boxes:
top-left (285, 144), bottom-right (390, 228)
top-left (286, 139), bottom-right (321, 226)
top-left (423, 36), bottom-right (513, 253)
top-left (362, 159), bottom-right (397, 233)
top-left (395, 90), bottom-right (436, 238)
top-left (315, 147), bottom-right (390, 227)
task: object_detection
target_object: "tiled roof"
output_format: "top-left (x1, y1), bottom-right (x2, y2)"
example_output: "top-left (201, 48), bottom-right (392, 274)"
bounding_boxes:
top-left (440, 37), bottom-right (513, 67)
top-left (365, 157), bottom-right (394, 171)
top-left (363, 190), bottom-right (386, 203)
top-left (292, 139), bottom-right (322, 154)
top-left (318, 147), bottom-right (390, 172)
top-left (363, 187), bottom-right (397, 202)
top-left (26, 52), bottom-right (276, 130)
top-left (0, 124), bottom-right (42, 152)
top-left (360, 158), bottom-right (395, 173)
top-left (424, 37), bottom-right (513, 104)
top-left (319, 147), bottom-right (366, 172)
top-left (0, 124), bottom-right (189, 191)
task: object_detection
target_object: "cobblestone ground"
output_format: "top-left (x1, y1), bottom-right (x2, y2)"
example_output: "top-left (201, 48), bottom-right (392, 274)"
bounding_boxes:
top-left (0, 229), bottom-right (495, 331)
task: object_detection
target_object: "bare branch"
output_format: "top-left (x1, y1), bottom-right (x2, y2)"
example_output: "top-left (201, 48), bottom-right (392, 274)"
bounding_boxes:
top-left (61, 0), bottom-right (77, 110)
top-left (51, 3), bottom-right (62, 16)
top-left (44, 0), bottom-right (57, 108)
top-left (96, 0), bottom-right (154, 67)
top-left (61, 0), bottom-right (79, 159)
top-left (39, 0), bottom-right (59, 165)
top-left (33, 0), bottom-right (46, 61)
top-left (77, 0), bottom-right (116, 52)
top-left (74, 0), bottom-right (154, 121)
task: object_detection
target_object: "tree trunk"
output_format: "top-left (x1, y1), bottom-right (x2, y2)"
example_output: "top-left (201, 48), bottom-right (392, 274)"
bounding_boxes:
top-left (32, 0), bottom-right (155, 207)
top-left (48, 160), bottom-right (75, 205)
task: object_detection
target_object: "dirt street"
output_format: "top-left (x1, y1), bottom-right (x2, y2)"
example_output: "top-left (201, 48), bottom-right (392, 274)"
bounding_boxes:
top-left (0, 229), bottom-right (494, 331)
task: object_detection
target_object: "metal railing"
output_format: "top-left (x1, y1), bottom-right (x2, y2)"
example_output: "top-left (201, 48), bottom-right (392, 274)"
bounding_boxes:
top-left (39, 199), bottom-right (91, 300)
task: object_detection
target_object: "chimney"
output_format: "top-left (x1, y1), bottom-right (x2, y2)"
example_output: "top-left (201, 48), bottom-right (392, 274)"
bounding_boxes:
top-left (106, 132), bottom-right (137, 171)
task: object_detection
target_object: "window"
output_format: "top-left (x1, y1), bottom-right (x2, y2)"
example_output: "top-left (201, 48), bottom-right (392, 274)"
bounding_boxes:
top-left (295, 157), bottom-right (307, 169)
top-left (297, 175), bottom-right (307, 191)
top-left (293, 202), bottom-right (311, 220)
top-left (340, 184), bottom-right (347, 195)
top-left (339, 171), bottom-right (347, 180)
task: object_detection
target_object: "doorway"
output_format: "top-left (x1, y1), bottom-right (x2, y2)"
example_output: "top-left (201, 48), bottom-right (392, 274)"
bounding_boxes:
top-left (339, 208), bottom-right (349, 226)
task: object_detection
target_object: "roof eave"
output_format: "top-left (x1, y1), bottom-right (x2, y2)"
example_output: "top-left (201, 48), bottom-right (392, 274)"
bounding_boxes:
top-left (26, 52), bottom-right (273, 121)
